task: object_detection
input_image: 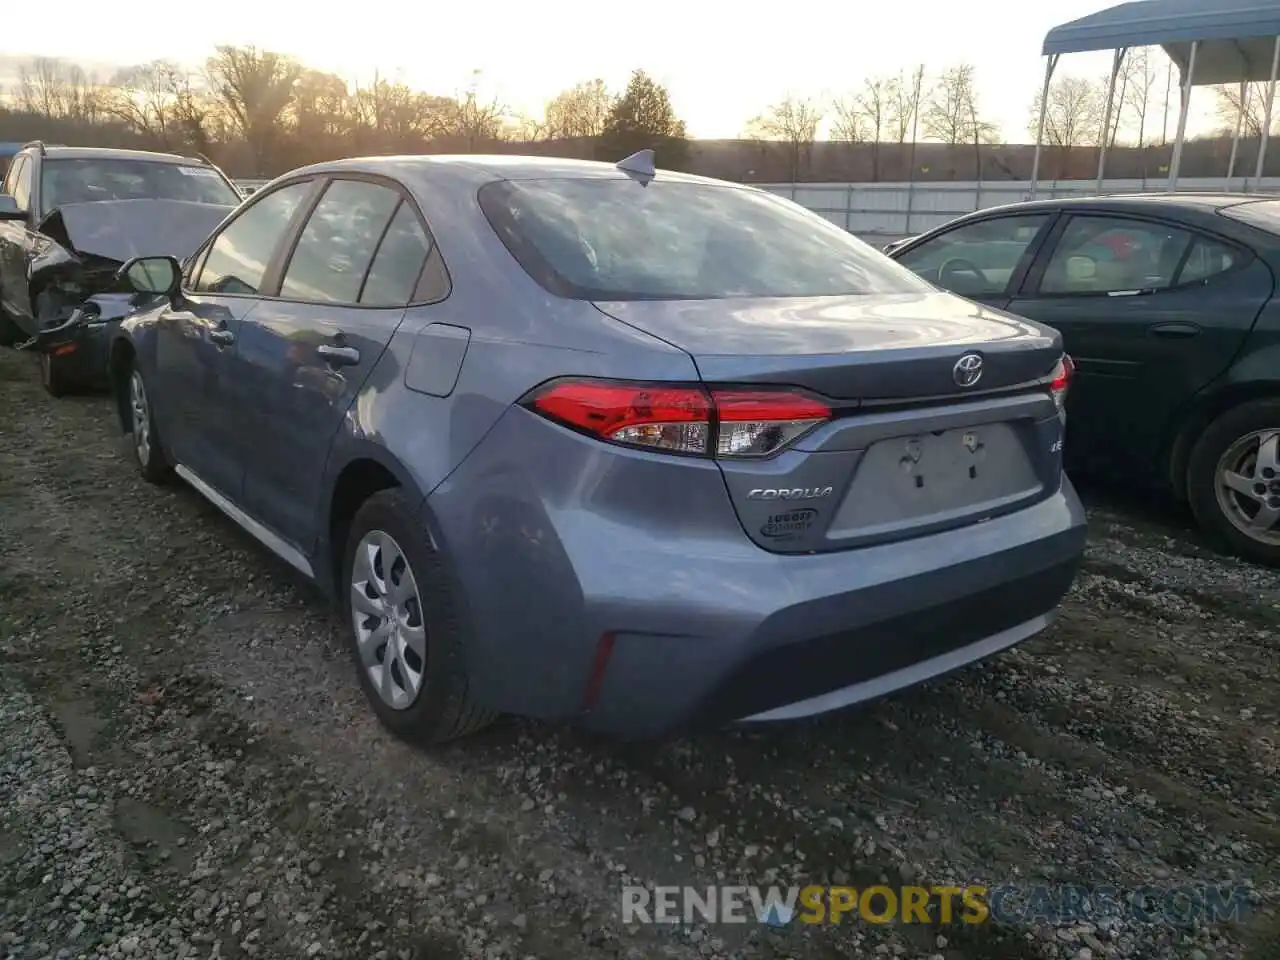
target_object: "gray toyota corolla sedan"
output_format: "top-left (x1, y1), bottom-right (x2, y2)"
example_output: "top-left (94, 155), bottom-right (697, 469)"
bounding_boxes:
top-left (106, 152), bottom-right (1087, 743)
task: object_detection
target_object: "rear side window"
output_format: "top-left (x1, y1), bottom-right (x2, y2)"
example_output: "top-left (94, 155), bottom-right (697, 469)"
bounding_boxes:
top-left (360, 203), bottom-right (432, 306)
top-left (1178, 237), bottom-right (1239, 285)
top-left (279, 179), bottom-right (401, 304)
top-left (1039, 216), bottom-right (1192, 295)
top-left (478, 178), bottom-right (932, 301)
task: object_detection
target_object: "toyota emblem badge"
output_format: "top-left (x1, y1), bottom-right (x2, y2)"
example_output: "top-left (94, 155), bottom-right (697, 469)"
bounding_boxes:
top-left (953, 353), bottom-right (984, 388)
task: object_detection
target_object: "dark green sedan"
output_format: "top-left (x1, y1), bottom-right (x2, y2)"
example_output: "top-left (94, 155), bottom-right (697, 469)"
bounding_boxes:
top-left (888, 193), bottom-right (1280, 567)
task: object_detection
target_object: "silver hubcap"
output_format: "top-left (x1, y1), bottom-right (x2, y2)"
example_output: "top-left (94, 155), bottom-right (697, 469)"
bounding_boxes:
top-left (350, 531), bottom-right (426, 710)
top-left (1215, 428), bottom-right (1280, 546)
top-left (130, 370), bottom-right (151, 465)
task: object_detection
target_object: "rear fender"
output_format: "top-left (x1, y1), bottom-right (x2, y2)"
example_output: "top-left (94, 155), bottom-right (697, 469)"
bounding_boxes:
top-left (1164, 346), bottom-right (1280, 498)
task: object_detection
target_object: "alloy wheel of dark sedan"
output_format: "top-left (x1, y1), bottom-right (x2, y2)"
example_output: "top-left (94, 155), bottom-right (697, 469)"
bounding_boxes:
top-left (1214, 428), bottom-right (1280, 548)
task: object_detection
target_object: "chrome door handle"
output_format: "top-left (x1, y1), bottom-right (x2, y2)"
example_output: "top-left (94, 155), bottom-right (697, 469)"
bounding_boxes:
top-left (317, 344), bottom-right (360, 366)
top-left (209, 328), bottom-right (235, 346)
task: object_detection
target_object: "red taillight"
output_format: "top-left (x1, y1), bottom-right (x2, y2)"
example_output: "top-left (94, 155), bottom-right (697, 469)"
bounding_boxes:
top-left (1049, 355), bottom-right (1074, 410)
top-left (524, 379), bottom-right (831, 458)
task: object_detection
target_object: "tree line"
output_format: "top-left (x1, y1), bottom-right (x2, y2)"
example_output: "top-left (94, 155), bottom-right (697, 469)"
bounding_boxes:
top-left (0, 46), bottom-right (1266, 182)
top-left (0, 49), bottom-right (689, 177)
top-left (747, 50), bottom-right (1268, 181)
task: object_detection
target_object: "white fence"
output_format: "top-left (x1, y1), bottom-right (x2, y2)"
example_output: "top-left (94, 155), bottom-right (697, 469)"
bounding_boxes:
top-left (754, 177), bottom-right (1280, 245)
top-left (232, 175), bottom-right (1280, 244)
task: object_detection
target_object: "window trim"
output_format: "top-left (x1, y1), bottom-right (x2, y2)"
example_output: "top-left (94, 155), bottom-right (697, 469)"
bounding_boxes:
top-left (892, 210), bottom-right (1059, 300)
top-left (185, 176), bottom-right (324, 299)
top-left (265, 171), bottom-right (451, 310)
top-left (1020, 211), bottom-right (1253, 300)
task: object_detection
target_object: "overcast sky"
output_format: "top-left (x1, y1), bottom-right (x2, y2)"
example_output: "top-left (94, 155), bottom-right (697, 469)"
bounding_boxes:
top-left (0, 0), bottom-right (1225, 141)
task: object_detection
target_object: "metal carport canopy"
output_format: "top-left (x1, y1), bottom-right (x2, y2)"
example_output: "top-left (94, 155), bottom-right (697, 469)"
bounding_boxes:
top-left (1031, 0), bottom-right (1280, 199)
top-left (1043, 0), bottom-right (1280, 84)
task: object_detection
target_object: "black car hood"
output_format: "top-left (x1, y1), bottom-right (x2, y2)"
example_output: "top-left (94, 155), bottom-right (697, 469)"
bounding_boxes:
top-left (37, 199), bottom-right (234, 265)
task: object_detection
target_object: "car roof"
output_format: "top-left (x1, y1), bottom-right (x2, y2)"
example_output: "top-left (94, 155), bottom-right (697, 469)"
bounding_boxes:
top-left (38, 145), bottom-right (208, 165)
top-left (274, 153), bottom-right (736, 190)
top-left (963, 192), bottom-right (1276, 220)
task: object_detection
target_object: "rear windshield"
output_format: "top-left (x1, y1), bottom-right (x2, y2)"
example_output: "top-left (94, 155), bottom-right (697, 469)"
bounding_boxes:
top-left (478, 178), bottom-right (933, 301)
top-left (40, 158), bottom-right (241, 216)
top-left (1220, 198), bottom-right (1280, 234)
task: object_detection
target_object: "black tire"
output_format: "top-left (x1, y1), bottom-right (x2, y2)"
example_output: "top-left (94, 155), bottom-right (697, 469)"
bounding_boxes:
top-left (39, 351), bottom-right (72, 397)
top-left (1187, 397), bottom-right (1280, 567)
top-left (340, 488), bottom-right (496, 745)
top-left (125, 362), bottom-right (174, 485)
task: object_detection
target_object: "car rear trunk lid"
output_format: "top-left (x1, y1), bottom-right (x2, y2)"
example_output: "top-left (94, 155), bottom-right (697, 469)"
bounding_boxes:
top-left (593, 292), bottom-right (1068, 554)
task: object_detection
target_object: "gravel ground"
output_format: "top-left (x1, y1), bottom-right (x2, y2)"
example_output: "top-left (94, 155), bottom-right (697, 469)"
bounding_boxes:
top-left (0, 346), bottom-right (1277, 960)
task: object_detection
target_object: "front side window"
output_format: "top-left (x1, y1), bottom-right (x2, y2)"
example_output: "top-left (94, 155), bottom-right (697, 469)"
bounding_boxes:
top-left (279, 179), bottom-right (401, 304)
top-left (192, 181), bottom-right (312, 296)
top-left (479, 178), bottom-right (932, 301)
top-left (896, 215), bottom-right (1050, 298)
top-left (39, 158), bottom-right (241, 216)
top-left (1039, 216), bottom-right (1193, 295)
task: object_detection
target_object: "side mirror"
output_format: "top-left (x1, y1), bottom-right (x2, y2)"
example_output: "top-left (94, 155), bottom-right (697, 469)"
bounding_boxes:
top-left (0, 194), bottom-right (24, 220)
top-left (118, 255), bottom-right (182, 298)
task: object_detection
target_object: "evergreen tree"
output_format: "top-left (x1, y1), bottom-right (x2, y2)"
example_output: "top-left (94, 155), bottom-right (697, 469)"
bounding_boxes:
top-left (597, 69), bottom-right (690, 170)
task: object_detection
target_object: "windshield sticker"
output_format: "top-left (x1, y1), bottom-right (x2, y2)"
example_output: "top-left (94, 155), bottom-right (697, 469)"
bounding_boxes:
top-left (178, 167), bottom-right (219, 177)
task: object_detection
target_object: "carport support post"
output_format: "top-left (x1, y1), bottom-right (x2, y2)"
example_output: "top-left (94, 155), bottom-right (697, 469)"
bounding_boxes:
top-left (1228, 81), bottom-right (1249, 181)
top-left (1096, 47), bottom-right (1126, 194)
top-left (1166, 40), bottom-right (1199, 191)
top-left (1029, 54), bottom-right (1059, 200)
top-left (1253, 36), bottom-right (1280, 187)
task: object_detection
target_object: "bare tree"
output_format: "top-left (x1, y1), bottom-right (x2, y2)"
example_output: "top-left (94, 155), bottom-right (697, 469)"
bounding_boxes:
top-left (1029, 76), bottom-right (1101, 178)
top-left (18, 57), bottom-right (103, 122)
top-left (291, 69), bottom-right (354, 140)
top-left (923, 63), bottom-right (993, 176)
top-left (447, 71), bottom-right (507, 149)
top-left (1213, 82), bottom-right (1276, 139)
top-left (1121, 47), bottom-right (1162, 149)
top-left (105, 60), bottom-right (188, 147)
top-left (511, 113), bottom-right (547, 141)
top-left (205, 45), bottom-right (302, 174)
top-left (352, 73), bottom-right (453, 147)
top-left (543, 79), bottom-right (611, 139)
top-left (887, 66), bottom-right (925, 143)
top-left (833, 76), bottom-right (891, 180)
top-left (829, 94), bottom-right (866, 178)
top-left (746, 94), bottom-right (825, 181)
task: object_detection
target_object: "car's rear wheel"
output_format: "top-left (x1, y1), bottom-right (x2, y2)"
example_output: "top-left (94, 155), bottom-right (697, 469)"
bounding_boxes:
top-left (39, 352), bottom-right (72, 397)
top-left (341, 489), bottom-right (495, 744)
top-left (1187, 398), bottom-right (1280, 567)
top-left (128, 365), bottom-right (173, 484)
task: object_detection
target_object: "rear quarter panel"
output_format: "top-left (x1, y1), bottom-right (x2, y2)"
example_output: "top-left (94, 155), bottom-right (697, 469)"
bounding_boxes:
top-left (316, 177), bottom-right (702, 551)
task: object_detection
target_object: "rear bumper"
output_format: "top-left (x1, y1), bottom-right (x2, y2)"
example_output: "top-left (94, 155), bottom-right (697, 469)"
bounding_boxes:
top-left (425, 409), bottom-right (1088, 739)
top-left (577, 502), bottom-right (1082, 737)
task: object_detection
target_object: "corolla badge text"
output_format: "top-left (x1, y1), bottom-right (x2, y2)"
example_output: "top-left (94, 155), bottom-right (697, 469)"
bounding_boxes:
top-left (747, 486), bottom-right (834, 501)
